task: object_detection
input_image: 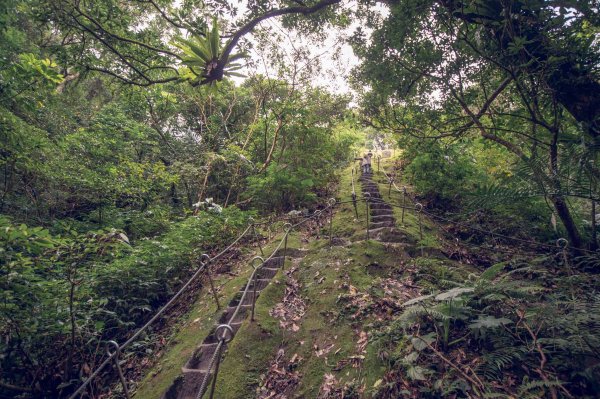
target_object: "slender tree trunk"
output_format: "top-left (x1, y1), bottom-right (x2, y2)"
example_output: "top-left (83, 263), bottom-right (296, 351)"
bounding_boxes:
top-left (195, 161), bottom-right (213, 214)
top-left (183, 180), bottom-right (193, 208)
top-left (259, 117), bottom-right (284, 173)
top-left (550, 196), bottom-right (583, 249)
top-left (170, 182), bottom-right (179, 207)
top-left (592, 199), bottom-right (598, 250)
top-left (549, 128), bottom-right (583, 249)
top-left (453, 84), bottom-right (585, 249)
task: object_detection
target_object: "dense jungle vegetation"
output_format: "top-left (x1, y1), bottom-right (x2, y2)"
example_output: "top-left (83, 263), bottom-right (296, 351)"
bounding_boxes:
top-left (1, 0), bottom-right (599, 398)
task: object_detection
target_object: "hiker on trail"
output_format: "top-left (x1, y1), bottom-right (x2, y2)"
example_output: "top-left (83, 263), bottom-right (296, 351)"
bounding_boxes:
top-left (360, 154), bottom-right (368, 174)
top-left (365, 152), bottom-right (373, 174)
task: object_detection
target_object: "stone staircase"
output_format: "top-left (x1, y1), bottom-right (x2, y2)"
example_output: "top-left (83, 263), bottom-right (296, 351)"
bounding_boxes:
top-left (161, 248), bottom-right (308, 399)
top-left (359, 171), bottom-right (413, 244)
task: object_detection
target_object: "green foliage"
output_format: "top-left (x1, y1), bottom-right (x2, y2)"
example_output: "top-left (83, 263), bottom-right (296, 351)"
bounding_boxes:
top-left (247, 162), bottom-right (318, 210)
top-left (0, 207), bottom-right (251, 396)
top-left (378, 259), bottom-right (600, 397)
top-left (403, 140), bottom-right (484, 203)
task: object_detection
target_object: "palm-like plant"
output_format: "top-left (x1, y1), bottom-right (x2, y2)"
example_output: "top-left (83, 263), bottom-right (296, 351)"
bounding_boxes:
top-left (172, 18), bottom-right (247, 86)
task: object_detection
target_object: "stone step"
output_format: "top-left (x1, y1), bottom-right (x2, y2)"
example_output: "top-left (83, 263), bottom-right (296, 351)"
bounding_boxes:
top-left (369, 202), bottom-right (392, 210)
top-left (217, 306), bottom-right (249, 326)
top-left (368, 227), bottom-right (417, 244)
top-left (272, 248), bottom-right (308, 259)
top-left (361, 183), bottom-right (379, 189)
top-left (227, 291), bottom-right (256, 308)
top-left (183, 345), bottom-right (218, 373)
top-left (257, 266), bottom-right (279, 279)
top-left (370, 220), bottom-right (395, 229)
top-left (162, 372), bottom-right (209, 399)
top-left (161, 246), bottom-right (309, 399)
top-left (370, 215), bottom-right (395, 223)
top-left (245, 278), bottom-right (271, 292)
top-left (263, 256), bottom-right (285, 268)
top-left (370, 209), bottom-right (394, 217)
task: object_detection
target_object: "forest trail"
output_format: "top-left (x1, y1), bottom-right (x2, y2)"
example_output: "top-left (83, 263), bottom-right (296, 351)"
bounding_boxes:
top-left (161, 250), bottom-right (308, 399)
top-left (135, 155), bottom-right (434, 398)
top-left (132, 152), bottom-right (598, 399)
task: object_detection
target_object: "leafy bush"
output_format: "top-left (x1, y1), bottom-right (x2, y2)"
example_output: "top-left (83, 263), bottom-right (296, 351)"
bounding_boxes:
top-left (374, 259), bottom-right (600, 398)
top-left (0, 207), bottom-right (251, 397)
top-left (404, 143), bottom-right (481, 204)
top-left (246, 163), bottom-right (318, 211)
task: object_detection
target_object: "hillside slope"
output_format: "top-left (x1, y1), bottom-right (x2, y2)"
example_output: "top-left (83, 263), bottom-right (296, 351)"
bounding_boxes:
top-left (137, 155), bottom-right (600, 399)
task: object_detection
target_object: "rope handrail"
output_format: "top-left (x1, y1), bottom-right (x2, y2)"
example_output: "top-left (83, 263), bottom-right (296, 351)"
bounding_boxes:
top-left (67, 222), bottom-right (257, 399)
top-left (380, 166), bottom-right (410, 197)
top-left (196, 200), bottom-right (338, 398)
top-left (68, 197), bottom-right (341, 399)
top-left (374, 164), bottom-right (598, 255)
top-left (351, 167), bottom-right (357, 196)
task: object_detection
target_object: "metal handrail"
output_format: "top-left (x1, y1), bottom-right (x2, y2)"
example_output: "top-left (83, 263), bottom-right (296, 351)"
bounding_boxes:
top-left (68, 222), bottom-right (255, 399)
top-left (196, 201), bottom-right (338, 398)
top-left (375, 163), bottom-right (588, 255)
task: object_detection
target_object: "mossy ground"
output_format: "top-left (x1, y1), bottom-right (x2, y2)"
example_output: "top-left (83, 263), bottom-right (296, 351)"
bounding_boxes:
top-left (209, 159), bottom-right (454, 398)
top-left (138, 156), bottom-right (473, 398)
top-left (134, 230), bottom-right (295, 398)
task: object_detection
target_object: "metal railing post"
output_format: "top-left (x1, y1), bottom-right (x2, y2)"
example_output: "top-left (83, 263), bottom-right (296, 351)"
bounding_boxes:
top-left (201, 254), bottom-right (220, 310)
top-left (208, 341), bottom-right (224, 399)
top-left (250, 257), bottom-right (263, 322)
top-left (282, 223), bottom-right (292, 269)
top-left (388, 177), bottom-right (393, 197)
top-left (328, 198), bottom-right (336, 246)
top-left (351, 168), bottom-right (359, 218)
top-left (106, 341), bottom-right (130, 399)
top-left (415, 203), bottom-right (424, 257)
top-left (401, 186), bottom-right (407, 225)
top-left (415, 203), bottom-right (423, 241)
top-left (201, 324), bottom-right (233, 399)
top-left (556, 238), bottom-right (572, 274)
top-left (364, 193), bottom-right (371, 240)
top-left (251, 220), bottom-right (264, 256)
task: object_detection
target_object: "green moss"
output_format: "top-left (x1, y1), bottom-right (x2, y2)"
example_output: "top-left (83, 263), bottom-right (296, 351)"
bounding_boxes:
top-left (134, 264), bottom-right (256, 398)
top-left (141, 160), bottom-right (481, 398)
top-left (211, 273), bottom-right (286, 398)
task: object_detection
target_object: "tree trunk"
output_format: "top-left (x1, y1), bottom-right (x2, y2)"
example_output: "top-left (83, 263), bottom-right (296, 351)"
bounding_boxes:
top-left (592, 199), bottom-right (598, 251)
top-left (550, 195), bottom-right (583, 249)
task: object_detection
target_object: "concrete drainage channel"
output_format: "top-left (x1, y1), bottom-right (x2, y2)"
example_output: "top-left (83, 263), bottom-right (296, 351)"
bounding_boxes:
top-left (161, 248), bottom-right (308, 399)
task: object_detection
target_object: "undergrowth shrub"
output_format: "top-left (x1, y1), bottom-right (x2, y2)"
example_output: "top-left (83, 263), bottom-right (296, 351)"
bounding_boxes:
top-left (246, 163), bottom-right (319, 211)
top-left (401, 141), bottom-right (484, 206)
top-left (373, 259), bottom-right (600, 398)
top-left (0, 207), bottom-right (251, 397)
